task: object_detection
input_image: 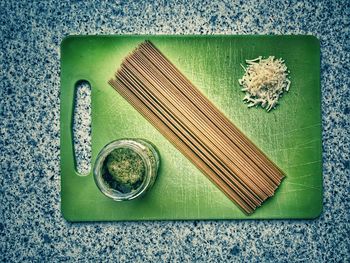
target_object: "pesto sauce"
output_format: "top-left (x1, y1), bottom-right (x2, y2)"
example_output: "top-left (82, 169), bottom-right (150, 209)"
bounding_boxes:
top-left (102, 148), bottom-right (145, 193)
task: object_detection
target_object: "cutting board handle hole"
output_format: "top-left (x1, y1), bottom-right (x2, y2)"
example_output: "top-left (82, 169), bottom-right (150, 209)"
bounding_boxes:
top-left (73, 80), bottom-right (92, 176)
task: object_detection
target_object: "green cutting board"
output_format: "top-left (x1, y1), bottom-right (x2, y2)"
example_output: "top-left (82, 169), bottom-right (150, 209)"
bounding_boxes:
top-left (60, 35), bottom-right (322, 221)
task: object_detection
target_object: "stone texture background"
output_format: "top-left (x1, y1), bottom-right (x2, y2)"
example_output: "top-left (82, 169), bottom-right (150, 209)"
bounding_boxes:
top-left (1, 0), bottom-right (349, 262)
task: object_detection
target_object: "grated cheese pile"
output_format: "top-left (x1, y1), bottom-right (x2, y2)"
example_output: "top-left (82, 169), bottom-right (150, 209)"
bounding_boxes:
top-left (238, 56), bottom-right (291, 112)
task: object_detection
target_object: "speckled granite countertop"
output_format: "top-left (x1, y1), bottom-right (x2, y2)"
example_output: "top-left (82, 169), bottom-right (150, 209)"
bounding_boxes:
top-left (1, 0), bottom-right (349, 262)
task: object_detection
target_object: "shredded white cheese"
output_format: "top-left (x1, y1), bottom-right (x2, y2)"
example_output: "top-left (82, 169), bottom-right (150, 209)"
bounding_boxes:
top-left (238, 56), bottom-right (291, 112)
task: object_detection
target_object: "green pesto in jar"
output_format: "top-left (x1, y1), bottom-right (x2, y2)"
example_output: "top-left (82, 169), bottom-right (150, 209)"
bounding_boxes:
top-left (102, 147), bottom-right (145, 193)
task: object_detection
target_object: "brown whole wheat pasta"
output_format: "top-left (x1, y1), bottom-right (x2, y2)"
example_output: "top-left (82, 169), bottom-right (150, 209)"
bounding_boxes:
top-left (128, 50), bottom-right (276, 196)
top-left (120, 61), bottom-right (265, 202)
top-left (108, 40), bottom-right (285, 214)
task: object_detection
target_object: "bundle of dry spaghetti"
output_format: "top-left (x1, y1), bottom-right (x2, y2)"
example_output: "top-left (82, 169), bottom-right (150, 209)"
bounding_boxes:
top-left (109, 40), bottom-right (284, 214)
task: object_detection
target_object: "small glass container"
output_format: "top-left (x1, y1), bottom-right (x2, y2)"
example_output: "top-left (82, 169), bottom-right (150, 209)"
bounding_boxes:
top-left (94, 139), bottom-right (160, 201)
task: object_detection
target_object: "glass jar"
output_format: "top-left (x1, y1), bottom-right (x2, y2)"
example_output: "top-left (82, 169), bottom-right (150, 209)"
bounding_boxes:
top-left (93, 139), bottom-right (160, 201)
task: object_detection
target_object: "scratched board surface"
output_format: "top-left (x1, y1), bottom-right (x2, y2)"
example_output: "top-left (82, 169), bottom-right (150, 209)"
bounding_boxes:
top-left (60, 35), bottom-right (322, 221)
